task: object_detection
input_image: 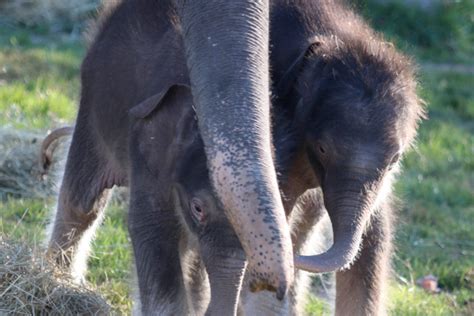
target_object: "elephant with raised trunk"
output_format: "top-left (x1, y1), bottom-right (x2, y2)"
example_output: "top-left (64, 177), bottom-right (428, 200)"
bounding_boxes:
top-left (46, 0), bottom-right (293, 311)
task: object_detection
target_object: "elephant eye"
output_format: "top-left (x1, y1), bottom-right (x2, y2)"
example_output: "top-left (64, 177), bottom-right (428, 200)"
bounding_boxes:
top-left (314, 141), bottom-right (327, 156)
top-left (389, 152), bottom-right (400, 169)
top-left (190, 198), bottom-right (206, 224)
top-left (318, 145), bottom-right (326, 154)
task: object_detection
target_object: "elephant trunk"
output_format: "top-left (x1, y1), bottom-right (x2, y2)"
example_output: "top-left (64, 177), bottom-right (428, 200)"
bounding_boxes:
top-left (295, 176), bottom-right (375, 273)
top-left (201, 245), bottom-right (247, 316)
top-left (179, 0), bottom-right (293, 296)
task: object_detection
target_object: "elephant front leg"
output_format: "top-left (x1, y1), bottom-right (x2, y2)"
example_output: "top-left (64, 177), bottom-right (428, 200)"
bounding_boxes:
top-left (128, 194), bottom-right (187, 315)
top-left (335, 203), bottom-right (393, 316)
top-left (287, 189), bottom-right (328, 315)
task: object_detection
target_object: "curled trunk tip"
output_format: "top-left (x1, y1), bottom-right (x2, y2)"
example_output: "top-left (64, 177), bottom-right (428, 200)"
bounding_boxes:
top-left (294, 220), bottom-right (365, 273)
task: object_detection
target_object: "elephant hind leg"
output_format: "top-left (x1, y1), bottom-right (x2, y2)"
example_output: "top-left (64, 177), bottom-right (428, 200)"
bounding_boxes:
top-left (47, 126), bottom-right (120, 280)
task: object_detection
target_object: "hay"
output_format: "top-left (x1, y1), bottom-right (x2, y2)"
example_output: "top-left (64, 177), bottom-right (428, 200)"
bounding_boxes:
top-left (0, 128), bottom-right (67, 201)
top-left (0, 236), bottom-right (110, 315)
top-left (0, 127), bottom-right (129, 203)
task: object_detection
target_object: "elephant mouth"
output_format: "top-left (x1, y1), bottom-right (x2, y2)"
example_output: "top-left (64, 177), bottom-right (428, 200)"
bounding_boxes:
top-left (249, 280), bottom-right (287, 300)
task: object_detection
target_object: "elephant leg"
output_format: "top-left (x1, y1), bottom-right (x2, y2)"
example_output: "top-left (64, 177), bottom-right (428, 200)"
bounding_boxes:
top-left (128, 202), bottom-right (187, 315)
top-left (335, 203), bottom-right (393, 316)
top-left (287, 189), bottom-right (329, 315)
top-left (289, 189), bottom-right (327, 253)
top-left (47, 123), bottom-right (113, 281)
top-left (128, 161), bottom-right (187, 315)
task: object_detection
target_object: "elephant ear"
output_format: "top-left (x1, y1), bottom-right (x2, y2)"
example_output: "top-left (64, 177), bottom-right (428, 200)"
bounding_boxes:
top-left (130, 83), bottom-right (190, 119)
top-left (276, 38), bottom-right (323, 98)
top-left (171, 183), bottom-right (187, 214)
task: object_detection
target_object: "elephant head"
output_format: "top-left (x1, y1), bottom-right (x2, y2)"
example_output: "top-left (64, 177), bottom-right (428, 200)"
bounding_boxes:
top-left (177, 0), bottom-right (293, 296)
top-left (131, 84), bottom-right (249, 314)
top-left (170, 102), bottom-right (247, 315)
top-left (277, 35), bottom-right (425, 273)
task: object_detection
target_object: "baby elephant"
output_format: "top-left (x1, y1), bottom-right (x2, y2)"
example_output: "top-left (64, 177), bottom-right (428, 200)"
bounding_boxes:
top-left (128, 86), bottom-right (246, 315)
top-left (45, 86), bottom-right (246, 315)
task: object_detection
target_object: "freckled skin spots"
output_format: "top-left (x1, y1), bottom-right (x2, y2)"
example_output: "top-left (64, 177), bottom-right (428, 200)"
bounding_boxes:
top-left (181, 0), bottom-right (294, 294)
top-left (210, 145), bottom-right (293, 293)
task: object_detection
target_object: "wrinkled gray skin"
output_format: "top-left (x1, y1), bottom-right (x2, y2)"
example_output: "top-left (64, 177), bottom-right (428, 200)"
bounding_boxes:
top-left (46, 0), bottom-right (293, 312)
top-left (177, 0), bottom-right (293, 296)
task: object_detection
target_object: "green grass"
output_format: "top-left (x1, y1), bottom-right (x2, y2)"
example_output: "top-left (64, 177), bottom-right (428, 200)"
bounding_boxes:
top-left (0, 23), bottom-right (80, 129)
top-left (357, 0), bottom-right (474, 63)
top-left (388, 71), bottom-right (474, 315)
top-left (1, 2), bottom-right (473, 314)
top-left (87, 204), bottom-right (133, 313)
top-left (388, 284), bottom-right (459, 316)
top-left (306, 295), bottom-right (332, 315)
top-left (0, 197), bottom-right (133, 314)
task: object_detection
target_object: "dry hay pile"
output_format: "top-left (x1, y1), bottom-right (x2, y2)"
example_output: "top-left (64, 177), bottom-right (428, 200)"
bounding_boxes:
top-left (0, 128), bottom-right (66, 201)
top-left (0, 235), bottom-right (110, 315)
top-left (0, 127), bottom-right (130, 203)
top-left (0, 0), bottom-right (100, 28)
